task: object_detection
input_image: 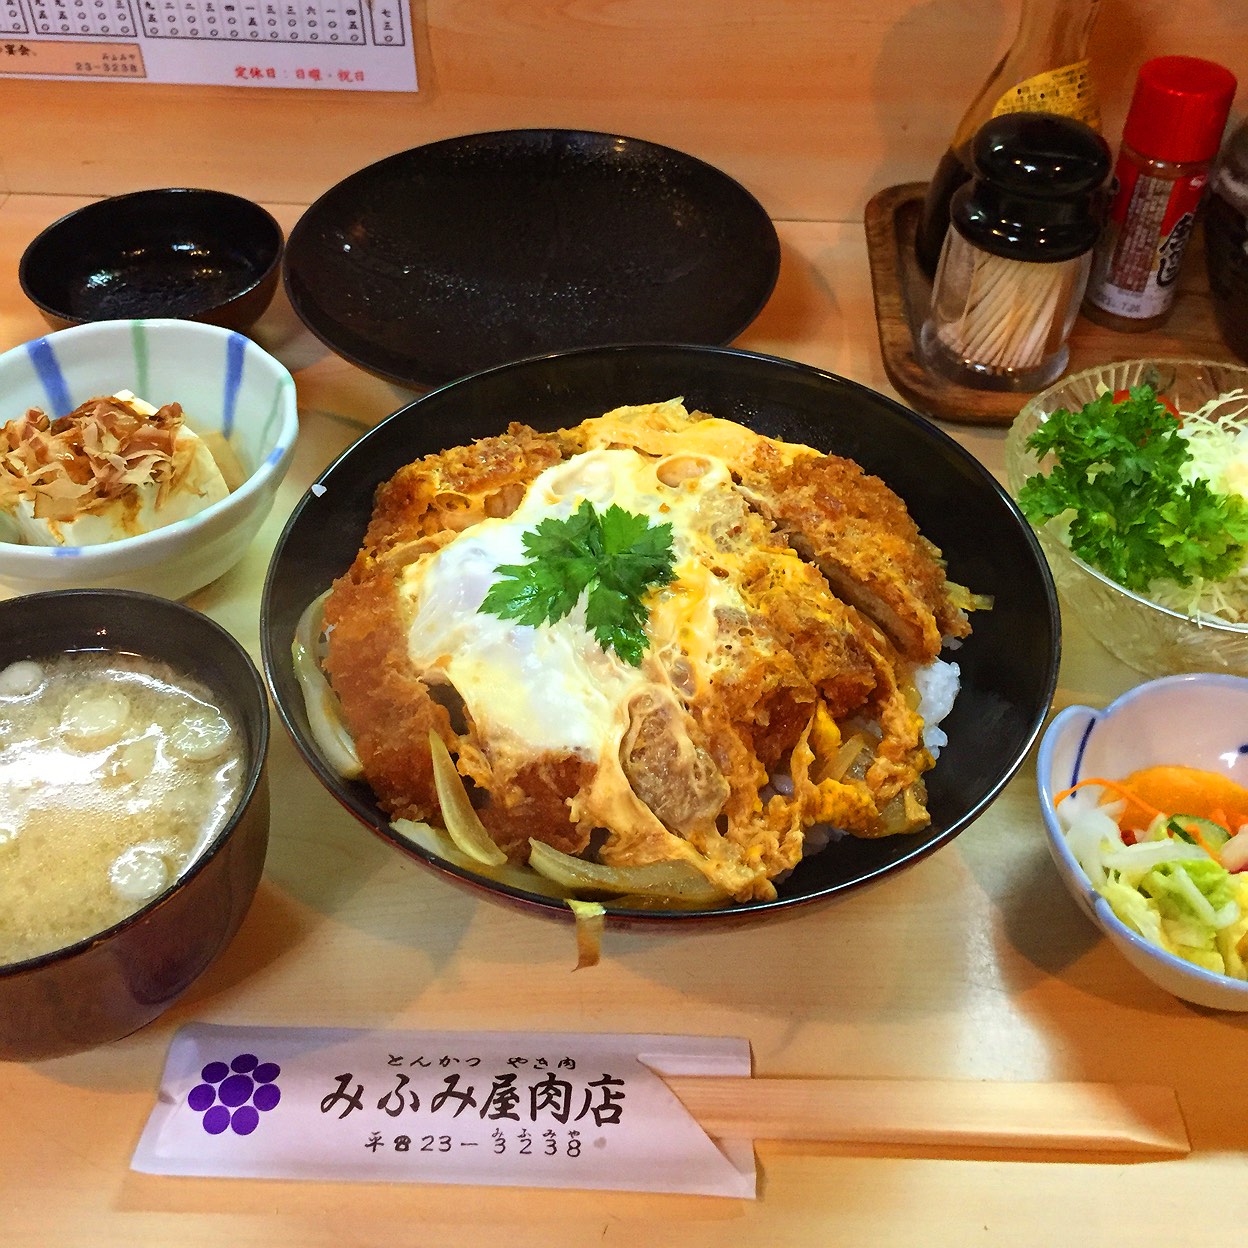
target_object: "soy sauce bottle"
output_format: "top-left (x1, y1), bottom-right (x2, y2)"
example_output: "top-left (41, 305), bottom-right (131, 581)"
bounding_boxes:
top-left (1205, 119), bottom-right (1248, 364)
top-left (914, 0), bottom-right (1103, 279)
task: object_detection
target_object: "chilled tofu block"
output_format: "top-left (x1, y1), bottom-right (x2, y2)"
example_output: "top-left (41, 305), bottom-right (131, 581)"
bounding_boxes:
top-left (0, 391), bottom-right (230, 546)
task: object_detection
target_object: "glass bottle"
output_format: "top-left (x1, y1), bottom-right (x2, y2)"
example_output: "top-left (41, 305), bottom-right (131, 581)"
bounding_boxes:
top-left (1083, 56), bottom-right (1238, 332)
top-left (919, 112), bottom-right (1111, 391)
top-left (914, 0), bottom-right (1103, 279)
top-left (1205, 119), bottom-right (1248, 365)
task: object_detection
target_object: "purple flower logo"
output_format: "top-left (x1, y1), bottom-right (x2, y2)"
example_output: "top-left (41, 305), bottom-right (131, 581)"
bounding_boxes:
top-left (188, 1052), bottom-right (282, 1136)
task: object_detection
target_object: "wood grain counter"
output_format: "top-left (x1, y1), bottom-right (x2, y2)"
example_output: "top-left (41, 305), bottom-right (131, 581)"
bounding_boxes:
top-left (1, 186), bottom-right (1242, 1248)
top-left (3, 4), bottom-right (1248, 1238)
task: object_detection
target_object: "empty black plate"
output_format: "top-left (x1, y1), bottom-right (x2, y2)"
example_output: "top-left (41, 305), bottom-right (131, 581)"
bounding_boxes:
top-left (282, 130), bottom-right (781, 389)
top-left (261, 344), bottom-right (1061, 928)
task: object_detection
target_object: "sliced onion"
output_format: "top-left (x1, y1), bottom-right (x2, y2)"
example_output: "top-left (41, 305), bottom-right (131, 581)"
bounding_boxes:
top-left (816, 732), bottom-right (871, 784)
top-left (292, 593), bottom-right (363, 779)
top-left (875, 785), bottom-right (930, 835)
top-left (390, 818), bottom-right (567, 897)
top-left (947, 582), bottom-right (994, 612)
top-left (426, 731), bottom-right (508, 866)
top-left (527, 839), bottom-right (728, 905)
top-left (567, 900), bottom-right (606, 968)
top-left (390, 816), bottom-right (459, 860)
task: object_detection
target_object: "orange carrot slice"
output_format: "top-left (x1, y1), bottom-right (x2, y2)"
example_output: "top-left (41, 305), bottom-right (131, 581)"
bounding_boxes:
top-left (1054, 777), bottom-right (1165, 828)
top-left (1117, 765), bottom-right (1248, 832)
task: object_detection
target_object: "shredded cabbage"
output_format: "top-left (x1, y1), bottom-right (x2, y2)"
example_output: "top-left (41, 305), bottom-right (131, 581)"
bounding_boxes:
top-left (1060, 795), bottom-right (1248, 978)
top-left (1167, 388), bottom-right (1248, 622)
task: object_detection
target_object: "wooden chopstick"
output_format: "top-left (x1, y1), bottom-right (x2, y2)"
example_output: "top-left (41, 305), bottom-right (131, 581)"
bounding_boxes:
top-left (663, 1076), bottom-right (1189, 1156)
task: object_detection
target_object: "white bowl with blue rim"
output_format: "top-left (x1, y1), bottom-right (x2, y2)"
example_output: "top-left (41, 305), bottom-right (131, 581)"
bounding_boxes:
top-left (0, 318), bottom-right (298, 600)
top-left (1038, 672), bottom-right (1248, 1010)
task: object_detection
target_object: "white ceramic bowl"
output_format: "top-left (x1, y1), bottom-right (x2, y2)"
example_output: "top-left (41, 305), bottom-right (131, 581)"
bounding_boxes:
top-left (0, 319), bottom-right (298, 600)
top-left (1005, 358), bottom-right (1248, 678)
top-left (1038, 672), bottom-right (1248, 1010)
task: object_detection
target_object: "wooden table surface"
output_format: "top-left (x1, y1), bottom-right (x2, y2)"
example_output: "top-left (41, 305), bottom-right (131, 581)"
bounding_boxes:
top-left (1, 184), bottom-right (1245, 1248)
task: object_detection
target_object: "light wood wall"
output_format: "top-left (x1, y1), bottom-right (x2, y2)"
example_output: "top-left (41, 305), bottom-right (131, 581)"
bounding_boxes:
top-left (3, 0), bottom-right (1246, 220)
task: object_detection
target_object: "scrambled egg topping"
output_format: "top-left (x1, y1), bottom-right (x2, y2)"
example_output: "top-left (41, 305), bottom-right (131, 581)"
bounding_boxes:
top-left (322, 401), bottom-right (983, 902)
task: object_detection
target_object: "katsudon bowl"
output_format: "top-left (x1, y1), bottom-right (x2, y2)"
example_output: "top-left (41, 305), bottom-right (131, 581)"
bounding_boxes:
top-left (261, 344), bottom-right (1060, 927)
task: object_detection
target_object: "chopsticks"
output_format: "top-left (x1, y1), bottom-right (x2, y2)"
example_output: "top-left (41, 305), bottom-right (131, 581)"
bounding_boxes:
top-left (663, 1076), bottom-right (1190, 1157)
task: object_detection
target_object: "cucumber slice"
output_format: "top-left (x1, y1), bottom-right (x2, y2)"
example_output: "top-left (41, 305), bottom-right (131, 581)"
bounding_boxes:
top-left (1168, 814), bottom-right (1232, 849)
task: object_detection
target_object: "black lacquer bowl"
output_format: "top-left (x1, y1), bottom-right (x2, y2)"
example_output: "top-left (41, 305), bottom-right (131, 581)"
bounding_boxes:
top-left (19, 188), bottom-right (284, 333)
top-left (282, 130), bottom-right (780, 388)
top-left (0, 591), bottom-right (270, 1060)
top-left (261, 345), bottom-right (1060, 927)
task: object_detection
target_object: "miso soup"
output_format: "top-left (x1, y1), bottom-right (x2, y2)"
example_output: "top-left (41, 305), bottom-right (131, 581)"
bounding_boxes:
top-left (0, 651), bottom-right (244, 965)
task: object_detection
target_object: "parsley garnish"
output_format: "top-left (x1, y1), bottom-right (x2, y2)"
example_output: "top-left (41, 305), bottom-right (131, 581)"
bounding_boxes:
top-left (1018, 384), bottom-right (1248, 592)
top-left (479, 499), bottom-right (675, 666)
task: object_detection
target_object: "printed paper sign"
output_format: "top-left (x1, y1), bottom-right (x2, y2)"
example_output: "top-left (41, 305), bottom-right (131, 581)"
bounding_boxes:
top-left (132, 1025), bottom-right (756, 1197)
top-left (0, 0), bottom-right (417, 91)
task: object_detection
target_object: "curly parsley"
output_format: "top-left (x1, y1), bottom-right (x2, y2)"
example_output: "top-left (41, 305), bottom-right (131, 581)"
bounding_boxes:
top-left (478, 499), bottom-right (675, 666)
top-left (1018, 384), bottom-right (1248, 593)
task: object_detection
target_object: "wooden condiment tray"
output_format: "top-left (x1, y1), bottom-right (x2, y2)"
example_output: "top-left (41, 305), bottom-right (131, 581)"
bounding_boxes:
top-left (864, 181), bottom-right (1238, 426)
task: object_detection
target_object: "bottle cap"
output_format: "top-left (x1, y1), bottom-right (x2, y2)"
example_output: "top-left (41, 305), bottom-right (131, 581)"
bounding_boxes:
top-left (1122, 56), bottom-right (1238, 165)
top-left (952, 112), bottom-right (1112, 262)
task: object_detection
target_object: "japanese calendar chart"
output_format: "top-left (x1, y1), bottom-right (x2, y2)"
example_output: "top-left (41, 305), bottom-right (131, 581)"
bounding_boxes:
top-left (0, 0), bottom-right (417, 90)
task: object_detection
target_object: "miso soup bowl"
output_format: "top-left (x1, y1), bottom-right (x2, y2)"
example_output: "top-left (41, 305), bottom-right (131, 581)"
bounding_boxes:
top-left (0, 590), bottom-right (270, 1061)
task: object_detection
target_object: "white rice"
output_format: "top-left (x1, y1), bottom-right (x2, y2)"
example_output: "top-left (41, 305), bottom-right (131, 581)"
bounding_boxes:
top-left (914, 657), bottom-right (961, 758)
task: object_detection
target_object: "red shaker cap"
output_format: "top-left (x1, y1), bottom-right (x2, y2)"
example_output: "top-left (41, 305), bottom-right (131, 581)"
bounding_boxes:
top-left (1122, 55), bottom-right (1238, 164)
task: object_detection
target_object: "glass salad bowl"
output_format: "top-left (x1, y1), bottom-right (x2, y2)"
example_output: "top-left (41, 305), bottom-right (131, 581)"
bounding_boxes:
top-left (1004, 358), bottom-right (1248, 678)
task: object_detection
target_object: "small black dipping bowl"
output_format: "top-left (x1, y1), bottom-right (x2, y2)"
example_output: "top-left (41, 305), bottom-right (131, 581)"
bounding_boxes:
top-left (19, 188), bottom-right (284, 334)
top-left (0, 590), bottom-right (270, 1061)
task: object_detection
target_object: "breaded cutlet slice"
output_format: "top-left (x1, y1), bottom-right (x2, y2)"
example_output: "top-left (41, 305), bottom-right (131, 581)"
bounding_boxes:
top-left (734, 443), bottom-right (971, 665)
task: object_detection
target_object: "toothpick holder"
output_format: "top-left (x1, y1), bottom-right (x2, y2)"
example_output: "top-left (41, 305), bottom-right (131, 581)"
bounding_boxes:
top-left (919, 111), bottom-right (1111, 392)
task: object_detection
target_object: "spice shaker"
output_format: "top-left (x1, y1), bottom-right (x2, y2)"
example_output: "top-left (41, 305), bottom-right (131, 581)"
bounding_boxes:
top-left (919, 112), bottom-right (1111, 391)
top-left (914, 0), bottom-right (1103, 279)
top-left (1083, 56), bottom-right (1237, 332)
top-left (1203, 118), bottom-right (1248, 365)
